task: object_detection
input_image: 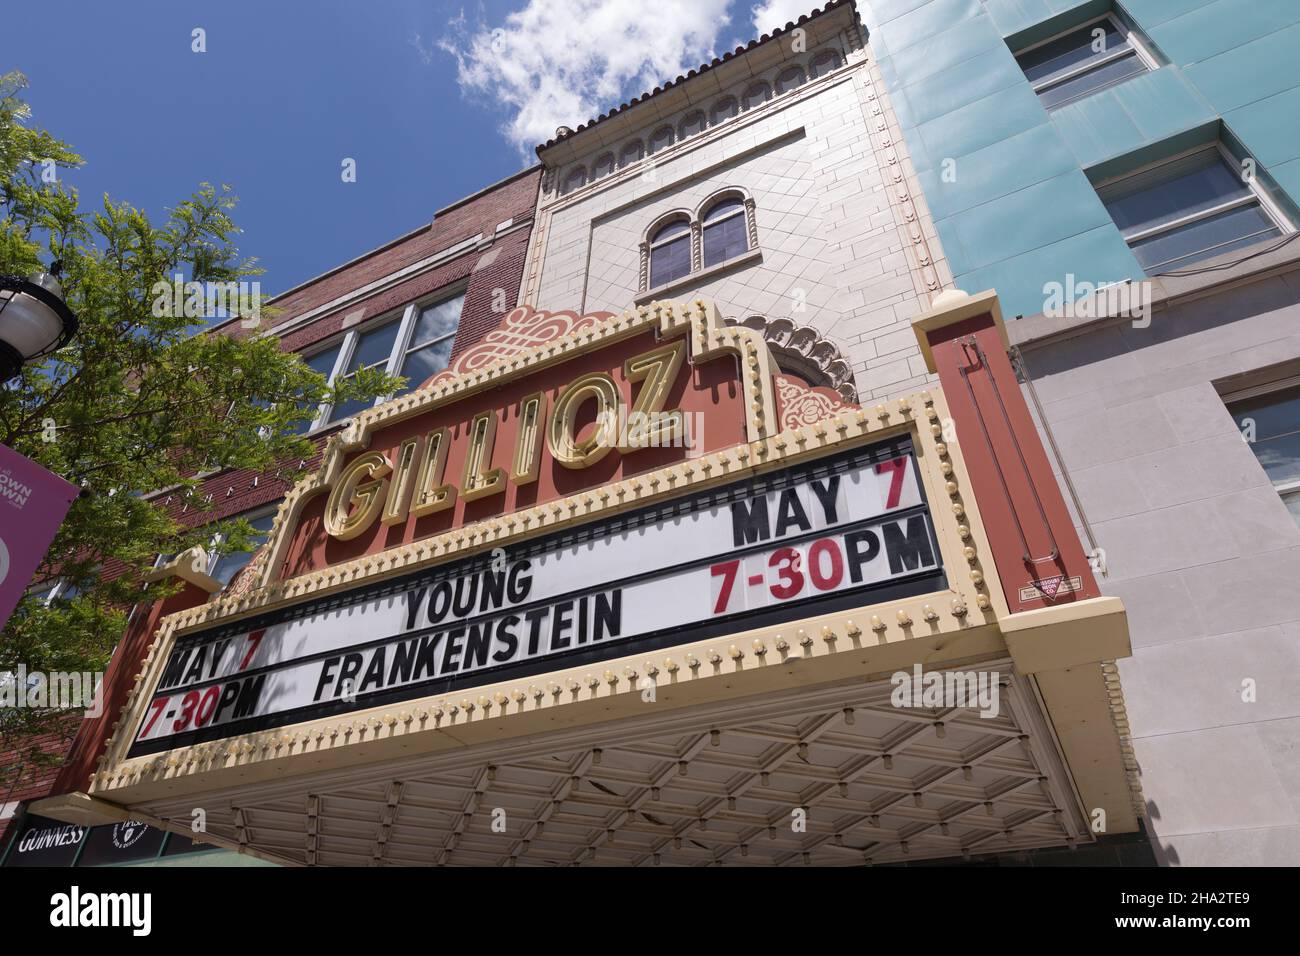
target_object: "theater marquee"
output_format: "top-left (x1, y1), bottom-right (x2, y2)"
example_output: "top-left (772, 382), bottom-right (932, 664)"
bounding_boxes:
top-left (91, 298), bottom-right (998, 776)
top-left (131, 441), bottom-right (942, 752)
top-left (41, 293), bottom-right (1141, 868)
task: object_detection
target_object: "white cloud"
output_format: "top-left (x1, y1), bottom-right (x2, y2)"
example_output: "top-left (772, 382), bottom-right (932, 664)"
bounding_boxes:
top-left (750, 0), bottom-right (813, 36)
top-left (409, 31), bottom-right (436, 66)
top-left (439, 0), bottom-right (736, 160)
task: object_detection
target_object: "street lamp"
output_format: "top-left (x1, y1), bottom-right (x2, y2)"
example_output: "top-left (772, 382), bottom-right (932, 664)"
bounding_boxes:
top-left (0, 267), bottom-right (80, 383)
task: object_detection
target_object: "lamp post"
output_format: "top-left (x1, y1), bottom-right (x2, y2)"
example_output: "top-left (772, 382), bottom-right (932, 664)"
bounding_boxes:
top-left (0, 266), bottom-right (80, 383)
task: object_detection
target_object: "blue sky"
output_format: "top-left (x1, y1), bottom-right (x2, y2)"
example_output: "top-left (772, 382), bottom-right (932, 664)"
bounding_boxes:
top-left (9, 0), bottom-right (808, 296)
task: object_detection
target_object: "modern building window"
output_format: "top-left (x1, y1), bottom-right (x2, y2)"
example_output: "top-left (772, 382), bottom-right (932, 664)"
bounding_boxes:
top-left (1229, 384), bottom-right (1300, 527)
top-left (710, 97), bottom-right (738, 126)
top-left (392, 294), bottom-right (462, 397)
top-left (299, 291), bottom-right (465, 432)
top-left (208, 510), bottom-right (277, 587)
top-left (23, 573), bottom-right (93, 606)
top-left (702, 197), bottom-right (749, 268)
top-left (809, 49), bottom-right (841, 79)
top-left (742, 82), bottom-right (771, 110)
top-left (1097, 145), bottom-right (1288, 274)
top-left (648, 219), bottom-right (692, 289)
top-left (291, 342), bottom-right (346, 434)
top-left (775, 66), bottom-right (806, 95)
top-left (324, 318), bottom-right (401, 424)
top-left (592, 153), bottom-right (615, 179)
top-left (618, 140), bottom-right (644, 168)
top-left (678, 111), bottom-right (706, 139)
top-left (26, 580), bottom-right (62, 606)
top-left (1016, 14), bottom-right (1156, 110)
top-left (648, 126), bottom-right (674, 155)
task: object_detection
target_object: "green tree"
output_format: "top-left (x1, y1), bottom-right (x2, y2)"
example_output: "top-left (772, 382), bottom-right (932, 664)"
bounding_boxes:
top-left (0, 72), bottom-right (399, 779)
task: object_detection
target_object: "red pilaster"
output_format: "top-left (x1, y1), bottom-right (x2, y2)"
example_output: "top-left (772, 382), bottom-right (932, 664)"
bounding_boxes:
top-left (913, 290), bottom-right (1099, 614)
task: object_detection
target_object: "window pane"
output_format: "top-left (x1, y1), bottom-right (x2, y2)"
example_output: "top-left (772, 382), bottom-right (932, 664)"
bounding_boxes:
top-left (27, 581), bottom-right (60, 605)
top-left (347, 320), bottom-right (400, 372)
top-left (1019, 20), bottom-right (1126, 87)
top-left (649, 235), bottom-right (691, 288)
top-left (412, 294), bottom-right (464, 346)
top-left (210, 514), bottom-right (275, 587)
top-left (394, 338), bottom-right (454, 396)
top-left (326, 394), bottom-right (373, 424)
top-left (704, 198), bottom-right (744, 222)
top-left (1129, 202), bottom-right (1279, 272)
top-left (703, 214), bottom-right (749, 268)
top-left (593, 153), bottom-right (615, 178)
top-left (1248, 433), bottom-right (1300, 486)
top-left (289, 344), bottom-right (341, 434)
top-left (56, 567), bottom-right (98, 601)
top-left (1284, 490), bottom-right (1300, 528)
top-left (652, 219), bottom-right (690, 243)
top-left (1101, 150), bottom-right (1252, 237)
top-left (1231, 387), bottom-right (1300, 486)
top-left (1037, 50), bottom-right (1147, 109)
top-left (304, 344), bottom-right (341, 378)
top-left (1230, 387), bottom-right (1300, 443)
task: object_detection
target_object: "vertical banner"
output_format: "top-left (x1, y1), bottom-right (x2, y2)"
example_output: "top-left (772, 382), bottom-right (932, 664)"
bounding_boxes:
top-left (0, 442), bottom-right (79, 629)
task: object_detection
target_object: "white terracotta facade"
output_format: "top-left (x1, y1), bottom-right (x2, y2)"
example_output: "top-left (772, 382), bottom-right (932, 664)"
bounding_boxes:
top-left (523, 4), bottom-right (952, 402)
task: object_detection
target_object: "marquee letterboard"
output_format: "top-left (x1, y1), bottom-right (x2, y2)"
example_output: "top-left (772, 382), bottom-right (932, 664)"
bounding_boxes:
top-left (129, 438), bottom-right (944, 755)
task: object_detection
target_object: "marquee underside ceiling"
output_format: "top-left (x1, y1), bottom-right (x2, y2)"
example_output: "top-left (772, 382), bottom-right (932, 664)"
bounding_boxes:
top-left (135, 668), bottom-right (1092, 866)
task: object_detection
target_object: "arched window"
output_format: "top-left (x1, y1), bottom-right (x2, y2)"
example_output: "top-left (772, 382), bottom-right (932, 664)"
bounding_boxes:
top-left (592, 153), bottom-right (616, 179)
top-left (648, 218), bottom-right (691, 289)
top-left (809, 49), bottom-right (841, 79)
top-left (618, 140), bottom-right (644, 168)
top-left (775, 66), bottom-right (806, 95)
top-left (648, 125), bottom-right (674, 155)
top-left (562, 166), bottom-right (587, 194)
top-left (742, 82), bottom-right (771, 110)
top-left (678, 111), bottom-right (706, 139)
top-left (710, 96), bottom-right (738, 126)
top-left (701, 196), bottom-right (749, 268)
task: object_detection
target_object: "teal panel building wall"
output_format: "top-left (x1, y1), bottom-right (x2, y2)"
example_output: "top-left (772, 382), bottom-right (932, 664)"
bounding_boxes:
top-left (859, 0), bottom-right (1300, 317)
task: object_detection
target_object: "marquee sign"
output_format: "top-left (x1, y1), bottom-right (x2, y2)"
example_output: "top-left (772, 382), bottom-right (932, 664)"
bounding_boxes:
top-left (129, 439), bottom-right (943, 754)
top-left (50, 292), bottom-right (1142, 863)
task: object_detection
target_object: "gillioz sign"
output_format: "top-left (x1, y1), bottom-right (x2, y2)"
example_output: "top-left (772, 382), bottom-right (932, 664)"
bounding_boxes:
top-left (260, 301), bottom-right (780, 582)
top-left (320, 335), bottom-right (695, 542)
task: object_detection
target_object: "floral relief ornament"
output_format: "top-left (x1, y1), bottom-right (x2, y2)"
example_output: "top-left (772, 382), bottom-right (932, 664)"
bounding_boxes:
top-left (425, 304), bottom-right (615, 386)
top-left (775, 373), bottom-right (852, 430)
